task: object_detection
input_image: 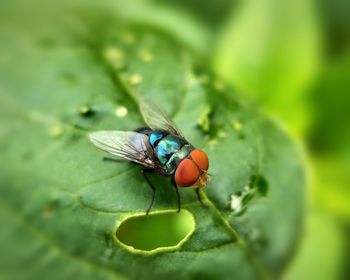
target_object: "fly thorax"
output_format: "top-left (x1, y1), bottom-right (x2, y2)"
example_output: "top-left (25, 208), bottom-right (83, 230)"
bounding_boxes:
top-left (153, 135), bottom-right (187, 168)
top-left (163, 144), bottom-right (193, 174)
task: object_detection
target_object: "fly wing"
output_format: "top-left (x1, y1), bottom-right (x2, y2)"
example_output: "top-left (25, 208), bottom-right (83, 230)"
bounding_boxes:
top-left (139, 100), bottom-right (185, 138)
top-left (89, 131), bottom-right (155, 168)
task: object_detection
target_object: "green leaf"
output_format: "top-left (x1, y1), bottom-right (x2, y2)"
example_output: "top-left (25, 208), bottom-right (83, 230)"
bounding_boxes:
top-left (0, 1), bottom-right (305, 279)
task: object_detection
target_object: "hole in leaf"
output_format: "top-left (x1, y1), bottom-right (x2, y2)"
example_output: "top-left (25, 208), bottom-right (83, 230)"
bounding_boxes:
top-left (115, 210), bottom-right (195, 253)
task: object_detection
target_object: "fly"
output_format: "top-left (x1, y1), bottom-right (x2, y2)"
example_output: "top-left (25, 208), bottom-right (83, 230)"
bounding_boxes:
top-left (89, 101), bottom-right (209, 214)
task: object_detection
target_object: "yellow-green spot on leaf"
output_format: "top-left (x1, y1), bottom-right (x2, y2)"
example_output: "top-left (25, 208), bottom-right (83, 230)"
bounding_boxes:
top-left (213, 80), bottom-right (225, 91)
top-left (207, 139), bottom-right (219, 151)
top-left (218, 129), bottom-right (227, 139)
top-left (139, 49), bottom-right (153, 62)
top-left (232, 121), bottom-right (243, 131)
top-left (104, 46), bottom-right (124, 69)
top-left (114, 210), bottom-right (195, 253)
top-left (197, 106), bottom-right (211, 133)
top-left (50, 124), bottom-right (64, 137)
top-left (104, 47), bottom-right (123, 61)
top-left (122, 31), bottom-right (136, 44)
top-left (115, 106), bottom-right (128, 118)
top-left (127, 73), bottom-right (142, 85)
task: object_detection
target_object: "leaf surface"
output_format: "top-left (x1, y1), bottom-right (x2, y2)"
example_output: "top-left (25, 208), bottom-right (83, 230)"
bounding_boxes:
top-left (0, 1), bottom-right (305, 279)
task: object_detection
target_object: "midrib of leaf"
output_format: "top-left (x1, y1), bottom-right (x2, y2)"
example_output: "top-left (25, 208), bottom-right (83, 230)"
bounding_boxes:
top-left (84, 37), bottom-right (139, 108)
top-left (87, 34), bottom-right (191, 118)
top-left (193, 85), bottom-right (272, 277)
top-left (202, 191), bottom-right (273, 280)
top-left (0, 202), bottom-right (126, 280)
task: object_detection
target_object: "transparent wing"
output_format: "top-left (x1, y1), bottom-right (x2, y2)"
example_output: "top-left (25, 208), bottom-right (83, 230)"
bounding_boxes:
top-left (89, 131), bottom-right (155, 168)
top-left (139, 100), bottom-right (185, 137)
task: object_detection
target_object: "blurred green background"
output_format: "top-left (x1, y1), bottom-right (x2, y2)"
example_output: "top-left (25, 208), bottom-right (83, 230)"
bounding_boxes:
top-left (0, 0), bottom-right (349, 279)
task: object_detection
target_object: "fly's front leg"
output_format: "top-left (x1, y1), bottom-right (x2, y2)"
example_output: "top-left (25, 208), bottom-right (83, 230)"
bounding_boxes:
top-left (195, 188), bottom-right (207, 208)
top-left (171, 176), bottom-right (181, 213)
top-left (142, 169), bottom-right (156, 215)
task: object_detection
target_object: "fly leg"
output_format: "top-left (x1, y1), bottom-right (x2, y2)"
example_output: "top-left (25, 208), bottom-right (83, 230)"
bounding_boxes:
top-left (171, 177), bottom-right (181, 213)
top-left (102, 156), bottom-right (123, 163)
top-left (195, 188), bottom-right (207, 208)
top-left (142, 169), bottom-right (156, 215)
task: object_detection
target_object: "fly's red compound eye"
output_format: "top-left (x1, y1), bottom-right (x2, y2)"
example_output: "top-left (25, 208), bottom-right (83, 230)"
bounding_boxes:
top-left (175, 159), bottom-right (200, 187)
top-left (190, 149), bottom-right (209, 171)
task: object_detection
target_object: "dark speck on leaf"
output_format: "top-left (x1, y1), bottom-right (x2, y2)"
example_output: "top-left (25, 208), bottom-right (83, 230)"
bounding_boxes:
top-left (79, 105), bottom-right (95, 117)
